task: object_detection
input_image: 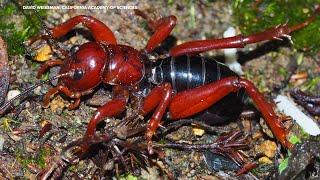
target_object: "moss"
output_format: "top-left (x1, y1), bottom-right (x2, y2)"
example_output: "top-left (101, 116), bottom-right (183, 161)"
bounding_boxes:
top-left (119, 173), bottom-right (138, 180)
top-left (0, 0), bottom-right (47, 56)
top-left (15, 145), bottom-right (52, 173)
top-left (278, 154), bottom-right (289, 173)
top-left (301, 76), bottom-right (320, 92)
top-left (232, 0), bottom-right (320, 54)
top-left (289, 135), bottom-right (302, 144)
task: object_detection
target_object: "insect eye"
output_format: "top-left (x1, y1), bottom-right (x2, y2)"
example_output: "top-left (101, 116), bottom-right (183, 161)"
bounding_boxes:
top-left (73, 69), bottom-right (84, 80)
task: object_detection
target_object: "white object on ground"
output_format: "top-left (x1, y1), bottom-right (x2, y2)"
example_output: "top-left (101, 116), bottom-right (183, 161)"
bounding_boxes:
top-left (7, 90), bottom-right (21, 101)
top-left (0, 135), bottom-right (4, 151)
top-left (223, 27), bottom-right (243, 75)
top-left (275, 95), bottom-right (320, 136)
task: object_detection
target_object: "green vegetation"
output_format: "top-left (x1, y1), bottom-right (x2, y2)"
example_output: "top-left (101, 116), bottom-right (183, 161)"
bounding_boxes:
top-left (278, 153), bottom-right (290, 173)
top-left (232, 0), bottom-right (320, 54)
top-left (0, 0), bottom-right (47, 56)
top-left (119, 173), bottom-right (138, 180)
top-left (302, 76), bottom-right (320, 92)
top-left (15, 145), bottom-right (52, 171)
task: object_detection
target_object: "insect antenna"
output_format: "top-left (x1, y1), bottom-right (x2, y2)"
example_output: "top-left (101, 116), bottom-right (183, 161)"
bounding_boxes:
top-left (0, 72), bottom-right (71, 115)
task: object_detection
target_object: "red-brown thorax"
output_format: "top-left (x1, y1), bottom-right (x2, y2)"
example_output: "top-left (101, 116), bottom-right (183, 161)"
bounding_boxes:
top-left (58, 42), bottom-right (144, 93)
top-left (102, 44), bottom-right (145, 86)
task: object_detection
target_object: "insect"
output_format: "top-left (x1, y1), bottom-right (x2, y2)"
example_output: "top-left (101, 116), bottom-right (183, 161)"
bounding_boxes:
top-left (19, 6), bottom-right (319, 154)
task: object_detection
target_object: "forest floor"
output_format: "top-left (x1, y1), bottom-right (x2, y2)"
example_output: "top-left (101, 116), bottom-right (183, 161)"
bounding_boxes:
top-left (0, 0), bottom-right (319, 179)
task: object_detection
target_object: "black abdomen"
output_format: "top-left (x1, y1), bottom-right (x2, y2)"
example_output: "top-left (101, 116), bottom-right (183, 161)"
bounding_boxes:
top-left (147, 55), bottom-right (245, 124)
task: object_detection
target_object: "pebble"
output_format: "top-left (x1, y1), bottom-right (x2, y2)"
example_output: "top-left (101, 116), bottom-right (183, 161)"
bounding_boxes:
top-left (189, 169), bottom-right (196, 176)
top-left (258, 156), bottom-right (273, 164)
top-left (259, 118), bottom-right (274, 138)
top-left (241, 118), bottom-right (252, 133)
top-left (63, 14), bottom-right (70, 21)
top-left (51, 12), bottom-right (61, 20)
top-left (140, 167), bottom-right (160, 180)
top-left (50, 96), bottom-right (66, 114)
top-left (60, 0), bottom-right (70, 4)
top-left (252, 131), bottom-right (263, 140)
top-left (192, 127), bottom-right (205, 136)
top-left (33, 86), bottom-right (42, 96)
top-left (25, 102), bottom-right (30, 108)
top-left (34, 45), bottom-right (52, 62)
top-left (0, 135), bottom-right (4, 151)
top-left (69, 36), bottom-right (79, 44)
top-left (7, 90), bottom-right (21, 101)
top-left (255, 140), bottom-right (277, 158)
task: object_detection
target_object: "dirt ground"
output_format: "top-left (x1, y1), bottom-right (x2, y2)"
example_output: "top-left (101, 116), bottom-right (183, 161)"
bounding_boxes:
top-left (0, 0), bottom-right (319, 179)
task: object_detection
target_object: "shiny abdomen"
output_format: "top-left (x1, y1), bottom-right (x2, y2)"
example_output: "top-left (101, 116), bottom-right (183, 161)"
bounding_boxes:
top-left (147, 55), bottom-right (246, 124)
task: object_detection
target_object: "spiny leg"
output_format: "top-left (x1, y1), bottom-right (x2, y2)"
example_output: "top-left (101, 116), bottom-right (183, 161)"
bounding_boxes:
top-left (85, 99), bottom-right (127, 137)
top-left (28, 15), bottom-right (117, 59)
top-left (28, 15), bottom-right (117, 45)
top-left (168, 76), bottom-right (293, 149)
top-left (74, 86), bottom-right (129, 156)
top-left (135, 10), bottom-right (177, 53)
top-left (49, 15), bottom-right (117, 44)
top-left (169, 5), bottom-right (320, 57)
top-left (84, 86), bottom-right (129, 138)
top-left (139, 83), bottom-right (172, 154)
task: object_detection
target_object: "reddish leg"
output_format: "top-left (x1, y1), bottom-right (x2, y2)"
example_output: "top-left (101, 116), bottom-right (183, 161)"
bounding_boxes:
top-left (139, 83), bottom-right (172, 153)
top-left (49, 15), bottom-right (117, 44)
top-left (85, 86), bottom-right (129, 138)
top-left (135, 10), bottom-right (177, 53)
top-left (37, 59), bottom-right (64, 79)
top-left (43, 85), bottom-right (81, 109)
top-left (43, 87), bottom-right (59, 108)
top-left (68, 98), bottom-right (81, 110)
top-left (169, 76), bottom-right (293, 149)
top-left (76, 86), bottom-right (128, 155)
top-left (236, 163), bottom-right (258, 176)
top-left (169, 6), bottom-right (320, 57)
